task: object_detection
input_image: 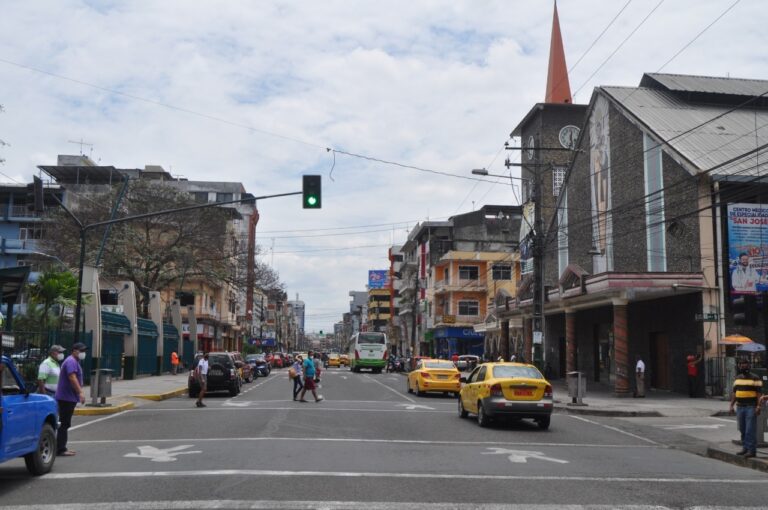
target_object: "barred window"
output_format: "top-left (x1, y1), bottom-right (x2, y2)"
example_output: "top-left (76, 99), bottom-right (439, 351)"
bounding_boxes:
top-left (458, 300), bottom-right (479, 316)
top-left (492, 264), bottom-right (512, 280)
top-left (553, 166), bottom-right (566, 196)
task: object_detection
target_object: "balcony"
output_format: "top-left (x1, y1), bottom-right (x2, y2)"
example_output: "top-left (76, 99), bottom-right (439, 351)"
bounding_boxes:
top-left (434, 278), bottom-right (487, 293)
top-left (8, 205), bottom-right (42, 219)
top-left (0, 238), bottom-right (42, 254)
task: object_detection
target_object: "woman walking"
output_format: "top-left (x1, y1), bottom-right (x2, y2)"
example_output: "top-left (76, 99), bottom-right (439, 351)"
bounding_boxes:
top-left (291, 355), bottom-right (304, 401)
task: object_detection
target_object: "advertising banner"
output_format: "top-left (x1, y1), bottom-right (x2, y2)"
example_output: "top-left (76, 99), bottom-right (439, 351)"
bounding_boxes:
top-left (727, 203), bottom-right (768, 295)
top-left (368, 270), bottom-right (389, 289)
top-left (519, 202), bottom-right (535, 275)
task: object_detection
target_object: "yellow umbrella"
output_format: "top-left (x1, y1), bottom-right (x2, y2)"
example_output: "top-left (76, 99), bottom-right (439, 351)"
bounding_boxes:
top-left (721, 334), bottom-right (753, 344)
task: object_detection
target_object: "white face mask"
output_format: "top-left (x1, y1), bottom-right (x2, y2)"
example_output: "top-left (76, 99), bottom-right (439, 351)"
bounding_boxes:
top-left (78, 352), bottom-right (86, 361)
top-left (56, 353), bottom-right (65, 361)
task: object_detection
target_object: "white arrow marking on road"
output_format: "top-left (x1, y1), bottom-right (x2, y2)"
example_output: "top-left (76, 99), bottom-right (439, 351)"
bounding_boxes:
top-left (653, 424), bottom-right (725, 430)
top-left (482, 447), bottom-right (568, 464)
top-left (395, 403), bottom-right (435, 411)
top-left (340, 376), bottom-right (348, 380)
top-left (124, 445), bottom-right (202, 463)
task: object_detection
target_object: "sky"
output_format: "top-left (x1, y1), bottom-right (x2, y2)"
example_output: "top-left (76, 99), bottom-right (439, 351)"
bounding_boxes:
top-left (1, 0), bottom-right (766, 332)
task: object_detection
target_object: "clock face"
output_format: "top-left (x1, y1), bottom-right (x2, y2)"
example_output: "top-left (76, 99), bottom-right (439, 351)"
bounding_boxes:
top-left (526, 135), bottom-right (535, 160)
top-left (559, 125), bottom-right (580, 149)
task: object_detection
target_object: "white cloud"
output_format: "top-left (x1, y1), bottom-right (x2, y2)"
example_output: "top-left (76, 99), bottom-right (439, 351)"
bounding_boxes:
top-left (0, 0), bottom-right (765, 331)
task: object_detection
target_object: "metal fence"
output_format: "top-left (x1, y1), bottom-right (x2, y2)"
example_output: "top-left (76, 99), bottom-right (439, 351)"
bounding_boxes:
top-left (4, 330), bottom-right (94, 386)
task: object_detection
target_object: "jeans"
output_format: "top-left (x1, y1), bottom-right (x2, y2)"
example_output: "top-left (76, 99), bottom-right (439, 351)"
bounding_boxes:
top-left (736, 405), bottom-right (757, 453)
top-left (293, 376), bottom-right (304, 399)
top-left (57, 400), bottom-right (77, 453)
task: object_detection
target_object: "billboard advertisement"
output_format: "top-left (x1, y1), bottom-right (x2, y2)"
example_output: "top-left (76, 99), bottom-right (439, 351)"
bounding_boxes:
top-left (727, 203), bottom-right (768, 295)
top-left (368, 270), bottom-right (389, 289)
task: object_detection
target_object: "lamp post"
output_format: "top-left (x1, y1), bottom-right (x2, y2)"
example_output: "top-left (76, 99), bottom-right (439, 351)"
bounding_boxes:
top-left (471, 166), bottom-right (542, 364)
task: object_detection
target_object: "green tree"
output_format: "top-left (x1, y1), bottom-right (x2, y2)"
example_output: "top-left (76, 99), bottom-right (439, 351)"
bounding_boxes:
top-left (22, 270), bottom-right (80, 332)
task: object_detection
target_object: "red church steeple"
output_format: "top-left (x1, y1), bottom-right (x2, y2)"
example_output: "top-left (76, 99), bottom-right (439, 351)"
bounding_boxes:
top-left (544, 1), bottom-right (572, 104)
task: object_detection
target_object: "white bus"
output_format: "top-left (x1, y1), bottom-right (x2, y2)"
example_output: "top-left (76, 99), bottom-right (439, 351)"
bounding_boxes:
top-left (349, 332), bottom-right (387, 373)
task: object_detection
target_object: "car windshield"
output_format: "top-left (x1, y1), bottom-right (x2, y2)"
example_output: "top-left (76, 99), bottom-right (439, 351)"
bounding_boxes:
top-left (492, 365), bottom-right (544, 379)
top-left (424, 361), bottom-right (455, 369)
top-left (329, 354), bottom-right (339, 359)
top-left (358, 333), bottom-right (385, 344)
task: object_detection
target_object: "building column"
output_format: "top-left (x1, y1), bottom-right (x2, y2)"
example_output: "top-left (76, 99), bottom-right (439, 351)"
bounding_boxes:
top-left (565, 308), bottom-right (576, 374)
top-left (149, 291), bottom-right (163, 375)
top-left (500, 320), bottom-right (510, 361)
top-left (612, 299), bottom-right (631, 397)
top-left (523, 317), bottom-right (533, 363)
top-left (118, 281), bottom-right (138, 380)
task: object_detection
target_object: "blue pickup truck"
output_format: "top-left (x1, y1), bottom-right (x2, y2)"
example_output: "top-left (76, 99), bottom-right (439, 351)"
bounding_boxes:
top-left (0, 355), bottom-right (59, 475)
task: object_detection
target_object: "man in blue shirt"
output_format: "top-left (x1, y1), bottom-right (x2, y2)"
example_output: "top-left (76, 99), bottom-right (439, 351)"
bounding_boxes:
top-left (298, 349), bottom-right (323, 402)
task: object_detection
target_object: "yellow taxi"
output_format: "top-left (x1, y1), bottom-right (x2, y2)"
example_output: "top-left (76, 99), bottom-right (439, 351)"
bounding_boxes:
top-left (339, 354), bottom-right (350, 366)
top-left (458, 362), bottom-right (553, 429)
top-left (407, 358), bottom-right (461, 397)
top-left (327, 353), bottom-right (341, 368)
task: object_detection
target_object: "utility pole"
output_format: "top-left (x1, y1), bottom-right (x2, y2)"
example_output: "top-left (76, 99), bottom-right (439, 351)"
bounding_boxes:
top-left (531, 140), bottom-right (545, 368)
top-left (410, 255), bottom-right (420, 366)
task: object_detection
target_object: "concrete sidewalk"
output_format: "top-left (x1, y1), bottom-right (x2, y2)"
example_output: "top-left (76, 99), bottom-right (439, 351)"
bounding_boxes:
top-left (75, 372), bottom-right (189, 416)
top-left (551, 380), bottom-right (768, 472)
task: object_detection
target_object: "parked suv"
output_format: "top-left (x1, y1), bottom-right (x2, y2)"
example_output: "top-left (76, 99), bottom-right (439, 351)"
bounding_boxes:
top-left (188, 352), bottom-right (241, 397)
top-left (1, 355), bottom-right (59, 475)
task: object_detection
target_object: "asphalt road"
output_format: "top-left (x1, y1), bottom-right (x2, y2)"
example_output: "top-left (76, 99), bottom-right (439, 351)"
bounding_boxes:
top-left (1, 367), bottom-right (766, 509)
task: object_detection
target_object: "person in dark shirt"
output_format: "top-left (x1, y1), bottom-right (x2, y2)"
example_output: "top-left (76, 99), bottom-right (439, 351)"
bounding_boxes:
top-left (728, 358), bottom-right (763, 458)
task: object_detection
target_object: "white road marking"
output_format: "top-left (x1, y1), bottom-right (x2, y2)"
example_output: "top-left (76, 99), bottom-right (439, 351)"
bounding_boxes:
top-left (38, 469), bottom-right (768, 483)
top-left (652, 424), bottom-right (725, 430)
top-left (395, 403), bottom-right (435, 410)
top-left (222, 401), bottom-right (252, 407)
top-left (363, 373), bottom-right (416, 403)
top-left (4, 502), bottom-right (752, 510)
top-left (709, 416), bottom-right (736, 423)
top-left (124, 445), bottom-right (202, 463)
top-left (129, 406), bottom-right (452, 414)
top-left (69, 410), bottom-right (132, 431)
top-left (70, 436), bottom-right (660, 448)
top-left (482, 447), bottom-right (569, 464)
top-left (568, 415), bottom-right (659, 445)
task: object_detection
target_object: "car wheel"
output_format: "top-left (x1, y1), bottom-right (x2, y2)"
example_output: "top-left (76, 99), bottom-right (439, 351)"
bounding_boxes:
top-left (416, 383), bottom-right (424, 397)
top-left (229, 384), bottom-right (238, 396)
top-left (458, 398), bottom-right (468, 418)
top-left (537, 416), bottom-right (551, 430)
top-left (406, 379), bottom-right (412, 394)
top-left (477, 401), bottom-right (491, 428)
top-left (24, 423), bottom-right (56, 476)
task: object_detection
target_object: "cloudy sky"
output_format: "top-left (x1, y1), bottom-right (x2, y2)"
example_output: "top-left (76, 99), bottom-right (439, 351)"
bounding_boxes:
top-left (1, 0), bottom-right (765, 332)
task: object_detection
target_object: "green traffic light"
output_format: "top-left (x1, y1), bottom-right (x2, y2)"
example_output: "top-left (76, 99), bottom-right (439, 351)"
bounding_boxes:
top-left (307, 196), bottom-right (318, 206)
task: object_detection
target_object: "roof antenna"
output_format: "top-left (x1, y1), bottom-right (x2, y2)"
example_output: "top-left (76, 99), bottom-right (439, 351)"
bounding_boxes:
top-left (67, 138), bottom-right (94, 157)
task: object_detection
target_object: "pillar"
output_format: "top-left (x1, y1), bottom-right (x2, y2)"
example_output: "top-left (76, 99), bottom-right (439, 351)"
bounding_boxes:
top-left (565, 308), bottom-right (576, 374)
top-left (118, 281), bottom-right (138, 380)
top-left (612, 299), bottom-right (630, 397)
top-left (523, 317), bottom-right (533, 363)
top-left (500, 320), bottom-right (510, 361)
top-left (149, 291), bottom-right (163, 375)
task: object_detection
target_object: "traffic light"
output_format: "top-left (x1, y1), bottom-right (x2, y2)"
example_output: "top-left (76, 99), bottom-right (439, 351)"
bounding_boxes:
top-left (731, 294), bottom-right (757, 326)
top-left (302, 175), bottom-right (321, 209)
top-left (26, 176), bottom-right (44, 212)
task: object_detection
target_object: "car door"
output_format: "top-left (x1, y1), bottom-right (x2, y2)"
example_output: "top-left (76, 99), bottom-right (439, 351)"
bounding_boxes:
top-left (468, 366), bottom-right (488, 412)
top-left (1, 362), bottom-right (36, 456)
top-left (462, 366), bottom-right (481, 412)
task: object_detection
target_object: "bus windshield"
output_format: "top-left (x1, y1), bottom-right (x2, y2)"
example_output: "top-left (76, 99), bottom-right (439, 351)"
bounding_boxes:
top-left (358, 333), bottom-right (385, 344)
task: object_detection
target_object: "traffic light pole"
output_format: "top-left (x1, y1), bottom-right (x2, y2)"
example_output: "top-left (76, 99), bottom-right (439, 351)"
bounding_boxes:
top-left (52, 190), bottom-right (302, 353)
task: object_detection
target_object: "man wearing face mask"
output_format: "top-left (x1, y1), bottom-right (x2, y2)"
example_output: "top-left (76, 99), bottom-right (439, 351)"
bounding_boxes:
top-left (55, 342), bottom-right (88, 457)
top-left (728, 358), bottom-right (763, 458)
top-left (37, 345), bottom-right (66, 396)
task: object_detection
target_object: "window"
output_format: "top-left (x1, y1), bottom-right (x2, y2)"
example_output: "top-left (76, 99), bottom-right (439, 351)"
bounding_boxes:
top-left (458, 300), bottom-right (479, 316)
top-left (492, 365), bottom-right (543, 379)
top-left (19, 223), bottom-right (45, 240)
top-left (492, 264), bottom-right (512, 280)
top-left (643, 133), bottom-right (666, 271)
top-left (553, 166), bottom-right (566, 196)
top-left (216, 192), bottom-right (233, 203)
top-left (458, 266), bottom-right (479, 280)
top-left (191, 192), bottom-right (209, 204)
top-left (176, 291), bottom-right (195, 307)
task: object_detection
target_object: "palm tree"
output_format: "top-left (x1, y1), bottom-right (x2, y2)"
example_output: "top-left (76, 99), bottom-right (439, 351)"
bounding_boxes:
top-left (23, 270), bottom-right (80, 332)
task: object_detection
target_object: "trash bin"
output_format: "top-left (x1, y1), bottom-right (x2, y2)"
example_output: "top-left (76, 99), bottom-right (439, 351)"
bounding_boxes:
top-left (567, 371), bottom-right (586, 405)
top-left (90, 368), bottom-right (114, 406)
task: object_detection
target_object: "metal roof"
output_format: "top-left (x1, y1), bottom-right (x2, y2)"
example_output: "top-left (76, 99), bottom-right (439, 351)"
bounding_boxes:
top-left (642, 73), bottom-right (768, 98)
top-left (601, 86), bottom-right (768, 178)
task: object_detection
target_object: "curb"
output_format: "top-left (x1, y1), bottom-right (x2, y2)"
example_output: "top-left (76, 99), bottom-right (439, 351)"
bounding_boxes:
top-left (554, 405), bottom-right (662, 418)
top-left (706, 447), bottom-right (768, 473)
top-left (74, 401), bottom-right (134, 416)
top-left (130, 387), bottom-right (188, 401)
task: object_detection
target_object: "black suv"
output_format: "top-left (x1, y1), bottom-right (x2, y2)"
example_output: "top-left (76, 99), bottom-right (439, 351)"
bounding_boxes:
top-left (188, 352), bottom-right (241, 397)
top-left (246, 353), bottom-right (271, 377)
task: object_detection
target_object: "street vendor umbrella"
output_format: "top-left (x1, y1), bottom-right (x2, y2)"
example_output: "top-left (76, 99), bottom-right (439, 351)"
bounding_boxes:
top-left (736, 342), bottom-right (766, 353)
top-left (721, 334), bottom-right (753, 344)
